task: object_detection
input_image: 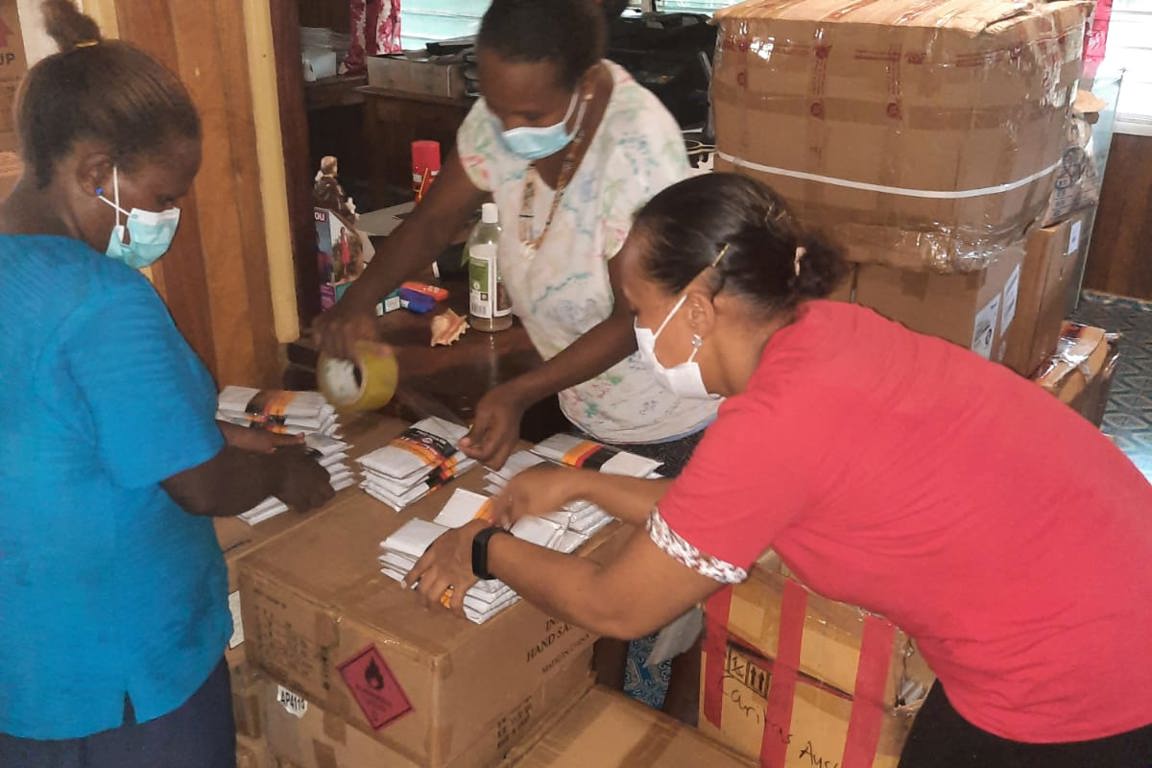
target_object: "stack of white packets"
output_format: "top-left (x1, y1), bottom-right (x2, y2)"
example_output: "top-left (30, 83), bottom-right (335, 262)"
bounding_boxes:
top-left (482, 450), bottom-right (615, 537)
top-left (357, 417), bottom-right (476, 511)
top-left (378, 489), bottom-right (595, 624)
top-left (215, 387), bottom-right (355, 525)
top-left (531, 434), bottom-right (664, 478)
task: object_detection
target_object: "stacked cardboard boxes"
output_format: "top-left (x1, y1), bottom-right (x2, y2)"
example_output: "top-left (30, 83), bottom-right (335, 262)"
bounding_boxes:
top-left (217, 414), bottom-right (409, 757)
top-left (237, 441), bottom-right (628, 768)
top-left (712, 0), bottom-right (1095, 370)
top-left (698, 554), bottom-right (935, 768)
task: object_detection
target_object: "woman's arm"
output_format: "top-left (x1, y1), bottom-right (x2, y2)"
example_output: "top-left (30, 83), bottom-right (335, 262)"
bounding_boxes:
top-left (493, 464), bottom-right (672, 527)
top-left (407, 519), bottom-right (722, 639)
top-left (459, 256), bottom-right (637, 468)
top-left (315, 151), bottom-right (486, 359)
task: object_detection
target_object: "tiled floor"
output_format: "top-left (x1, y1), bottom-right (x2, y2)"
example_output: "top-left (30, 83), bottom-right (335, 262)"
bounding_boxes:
top-left (1071, 291), bottom-right (1152, 482)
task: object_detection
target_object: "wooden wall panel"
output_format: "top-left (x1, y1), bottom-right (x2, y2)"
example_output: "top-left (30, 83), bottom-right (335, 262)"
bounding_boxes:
top-left (112, 0), bottom-right (281, 388)
top-left (1084, 132), bottom-right (1152, 301)
top-left (272, 0), bottom-right (322, 329)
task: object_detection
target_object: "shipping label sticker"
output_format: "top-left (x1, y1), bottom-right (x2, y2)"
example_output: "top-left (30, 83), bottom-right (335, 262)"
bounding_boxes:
top-left (971, 294), bottom-right (1002, 360)
top-left (1001, 265), bottom-right (1022, 333)
top-left (338, 645), bottom-right (413, 730)
top-left (1069, 220), bottom-right (1083, 255)
top-left (228, 591), bottom-right (244, 650)
top-left (277, 685), bottom-right (309, 719)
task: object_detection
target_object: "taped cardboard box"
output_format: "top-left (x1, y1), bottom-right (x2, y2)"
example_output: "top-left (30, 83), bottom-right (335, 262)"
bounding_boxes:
top-left (699, 557), bottom-right (933, 767)
top-left (1033, 322), bottom-right (1118, 427)
top-left (1003, 209), bottom-right (1095, 375)
top-left (855, 244), bottom-right (1024, 361)
top-left (713, 0), bottom-right (1088, 273)
top-left (262, 648), bottom-right (594, 768)
top-left (238, 469), bottom-right (625, 768)
top-left (0, 151), bottom-right (21, 199)
top-left (504, 687), bottom-right (755, 768)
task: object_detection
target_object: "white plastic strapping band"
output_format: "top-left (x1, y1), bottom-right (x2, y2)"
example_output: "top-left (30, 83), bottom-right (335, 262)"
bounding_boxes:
top-left (716, 151), bottom-right (1061, 200)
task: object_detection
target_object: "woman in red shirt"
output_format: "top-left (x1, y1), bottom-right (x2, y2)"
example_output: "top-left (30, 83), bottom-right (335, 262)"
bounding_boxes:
top-left (408, 173), bottom-right (1152, 766)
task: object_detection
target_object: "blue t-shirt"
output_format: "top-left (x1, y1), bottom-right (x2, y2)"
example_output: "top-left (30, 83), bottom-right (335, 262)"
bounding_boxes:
top-left (0, 236), bottom-right (230, 739)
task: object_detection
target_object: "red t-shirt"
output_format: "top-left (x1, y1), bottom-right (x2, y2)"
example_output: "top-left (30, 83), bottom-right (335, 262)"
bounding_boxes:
top-left (657, 301), bottom-right (1152, 743)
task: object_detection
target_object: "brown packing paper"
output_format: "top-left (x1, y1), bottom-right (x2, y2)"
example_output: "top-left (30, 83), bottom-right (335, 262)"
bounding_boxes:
top-left (506, 687), bottom-right (755, 768)
top-left (1003, 208), bottom-right (1095, 375)
top-left (713, 0), bottom-right (1089, 273)
top-left (238, 464), bottom-right (627, 768)
top-left (262, 648), bottom-right (596, 768)
top-left (855, 244), bottom-right (1025, 361)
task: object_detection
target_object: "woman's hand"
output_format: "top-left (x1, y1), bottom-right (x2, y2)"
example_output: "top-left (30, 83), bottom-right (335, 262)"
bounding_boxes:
top-left (217, 421), bottom-right (305, 454)
top-left (313, 300), bottom-right (381, 362)
top-left (458, 384), bottom-right (529, 470)
top-left (405, 518), bottom-right (491, 617)
top-left (490, 464), bottom-right (587, 525)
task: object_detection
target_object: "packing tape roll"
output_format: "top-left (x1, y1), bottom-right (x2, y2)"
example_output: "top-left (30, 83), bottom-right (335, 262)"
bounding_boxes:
top-left (317, 342), bottom-right (398, 413)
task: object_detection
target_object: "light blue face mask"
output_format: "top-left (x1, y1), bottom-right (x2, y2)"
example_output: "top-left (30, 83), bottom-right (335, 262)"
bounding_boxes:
top-left (97, 166), bottom-right (182, 269)
top-left (497, 90), bottom-right (587, 162)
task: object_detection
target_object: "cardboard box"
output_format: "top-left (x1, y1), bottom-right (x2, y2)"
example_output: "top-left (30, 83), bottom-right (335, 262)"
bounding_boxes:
top-left (0, 151), bottom-right (21, 199)
top-left (238, 471), bottom-right (625, 768)
top-left (263, 648), bottom-right (594, 768)
top-left (0, 2), bottom-right (27, 152)
top-left (236, 733), bottom-right (269, 768)
top-left (713, 0), bottom-right (1089, 273)
top-left (699, 557), bottom-right (933, 768)
top-left (504, 687), bottom-right (755, 768)
top-left (827, 264), bottom-right (856, 303)
top-left (1033, 322), bottom-right (1117, 427)
top-left (218, 414), bottom-right (410, 738)
top-left (366, 54), bottom-right (466, 99)
top-left (855, 245), bottom-right (1024, 361)
top-left (699, 639), bottom-right (921, 768)
top-left (1003, 209), bottom-right (1095, 375)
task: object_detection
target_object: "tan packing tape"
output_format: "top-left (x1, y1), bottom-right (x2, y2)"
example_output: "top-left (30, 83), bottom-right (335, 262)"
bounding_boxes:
top-left (318, 341), bottom-right (398, 413)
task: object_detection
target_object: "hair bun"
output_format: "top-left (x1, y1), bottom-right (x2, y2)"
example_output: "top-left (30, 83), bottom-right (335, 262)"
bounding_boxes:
top-left (41, 0), bottom-right (102, 53)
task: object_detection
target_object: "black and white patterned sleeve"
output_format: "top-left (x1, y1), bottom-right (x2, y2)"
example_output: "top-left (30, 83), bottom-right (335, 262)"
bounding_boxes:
top-left (647, 506), bottom-right (748, 584)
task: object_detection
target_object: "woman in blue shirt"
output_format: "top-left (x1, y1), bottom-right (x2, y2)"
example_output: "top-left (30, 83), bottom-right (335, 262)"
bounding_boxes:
top-left (0, 3), bottom-right (334, 766)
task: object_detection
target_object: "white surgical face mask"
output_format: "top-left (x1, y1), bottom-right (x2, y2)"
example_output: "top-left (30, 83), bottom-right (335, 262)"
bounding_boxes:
top-left (97, 166), bottom-right (181, 269)
top-left (634, 294), bottom-right (718, 401)
top-left (496, 91), bottom-right (586, 161)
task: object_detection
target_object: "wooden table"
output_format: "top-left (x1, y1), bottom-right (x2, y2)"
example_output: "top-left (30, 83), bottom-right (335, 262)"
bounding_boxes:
top-left (286, 276), bottom-right (570, 441)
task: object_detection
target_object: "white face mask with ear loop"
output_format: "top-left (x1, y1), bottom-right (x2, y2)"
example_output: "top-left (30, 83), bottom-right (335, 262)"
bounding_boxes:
top-left (634, 293), bottom-right (719, 401)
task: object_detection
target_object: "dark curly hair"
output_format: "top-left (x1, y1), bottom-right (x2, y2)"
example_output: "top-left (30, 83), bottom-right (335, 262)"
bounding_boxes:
top-left (477, 0), bottom-right (607, 90)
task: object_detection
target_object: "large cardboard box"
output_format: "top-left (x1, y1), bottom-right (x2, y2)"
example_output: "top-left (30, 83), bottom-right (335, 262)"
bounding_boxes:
top-left (263, 648), bottom-right (594, 768)
top-left (699, 556), bottom-right (933, 768)
top-left (713, 0), bottom-right (1089, 273)
top-left (0, 151), bottom-right (21, 199)
top-left (236, 733), bottom-right (270, 768)
top-left (1033, 322), bottom-right (1118, 427)
top-left (1003, 209), bottom-right (1095, 375)
top-left (504, 687), bottom-right (755, 768)
top-left (855, 245), bottom-right (1024, 361)
top-left (0, 2), bottom-right (27, 152)
top-left (219, 415), bottom-right (410, 738)
top-left (238, 470), bottom-right (625, 768)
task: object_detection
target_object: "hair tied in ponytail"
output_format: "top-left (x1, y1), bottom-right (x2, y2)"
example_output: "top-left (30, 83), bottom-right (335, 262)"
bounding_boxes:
top-left (793, 246), bottom-right (808, 278)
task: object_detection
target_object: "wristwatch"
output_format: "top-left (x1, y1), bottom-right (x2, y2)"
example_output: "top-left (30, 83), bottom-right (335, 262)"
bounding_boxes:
top-left (471, 526), bottom-right (511, 580)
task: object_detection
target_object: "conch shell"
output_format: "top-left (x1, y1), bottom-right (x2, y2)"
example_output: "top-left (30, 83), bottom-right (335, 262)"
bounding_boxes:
top-left (431, 309), bottom-right (469, 347)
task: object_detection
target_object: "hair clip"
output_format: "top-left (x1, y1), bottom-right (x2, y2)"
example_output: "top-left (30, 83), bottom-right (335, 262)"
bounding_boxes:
top-left (74, 40), bottom-right (100, 49)
top-left (710, 243), bottom-right (730, 269)
top-left (793, 246), bottom-right (808, 277)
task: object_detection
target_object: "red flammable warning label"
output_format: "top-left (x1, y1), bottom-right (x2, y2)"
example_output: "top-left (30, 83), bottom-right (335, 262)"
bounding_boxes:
top-left (338, 645), bottom-right (413, 730)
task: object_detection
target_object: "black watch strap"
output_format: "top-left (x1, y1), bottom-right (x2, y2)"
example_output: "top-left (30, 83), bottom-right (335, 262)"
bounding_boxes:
top-left (471, 526), bottom-right (511, 581)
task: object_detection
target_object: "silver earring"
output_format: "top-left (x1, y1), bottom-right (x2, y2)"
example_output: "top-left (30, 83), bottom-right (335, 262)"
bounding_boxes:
top-left (691, 334), bottom-right (704, 350)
